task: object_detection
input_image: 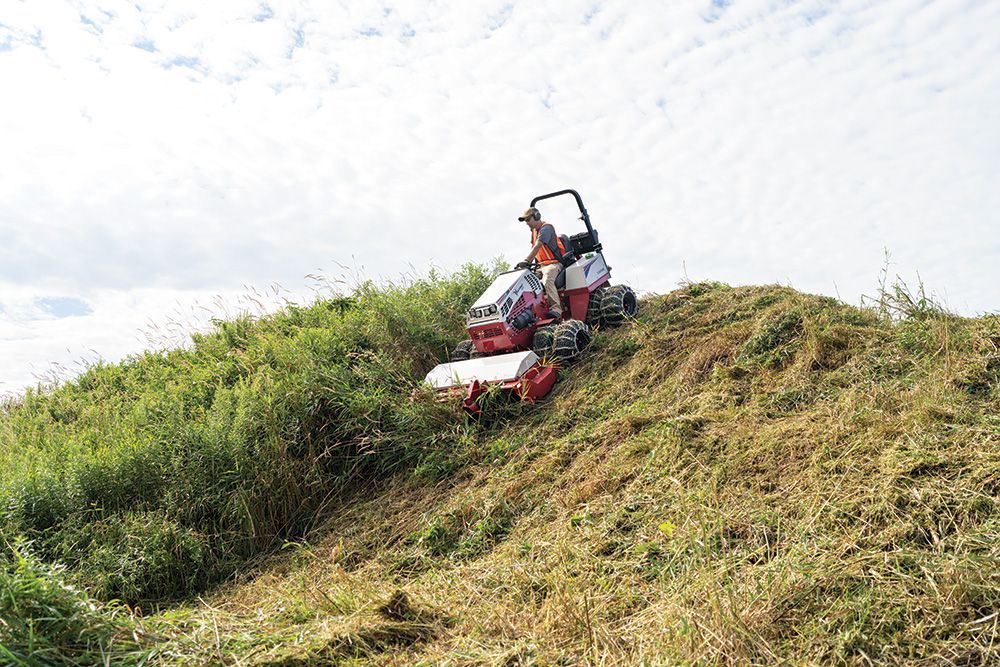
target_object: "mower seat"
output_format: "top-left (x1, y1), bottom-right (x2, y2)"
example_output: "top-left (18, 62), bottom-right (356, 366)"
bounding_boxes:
top-left (554, 233), bottom-right (575, 290)
top-left (555, 268), bottom-right (566, 289)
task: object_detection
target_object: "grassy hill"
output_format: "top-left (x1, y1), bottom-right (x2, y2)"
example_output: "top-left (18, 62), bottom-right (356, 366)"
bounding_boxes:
top-left (2, 265), bottom-right (999, 665)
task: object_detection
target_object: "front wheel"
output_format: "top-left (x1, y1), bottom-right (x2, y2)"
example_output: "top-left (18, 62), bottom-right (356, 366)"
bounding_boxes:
top-left (552, 319), bottom-right (592, 364)
top-left (532, 325), bottom-right (557, 358)
top-left (451, 339), bottom-right (477, 361)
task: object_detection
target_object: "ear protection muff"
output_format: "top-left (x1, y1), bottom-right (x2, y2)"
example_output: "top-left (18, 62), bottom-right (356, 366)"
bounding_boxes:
top-left (519, 208), bottom-right (542, 222)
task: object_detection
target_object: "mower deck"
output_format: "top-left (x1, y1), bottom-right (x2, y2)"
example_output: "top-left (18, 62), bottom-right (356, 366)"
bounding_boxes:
top-left (424, 351), bottom-right (557, 415)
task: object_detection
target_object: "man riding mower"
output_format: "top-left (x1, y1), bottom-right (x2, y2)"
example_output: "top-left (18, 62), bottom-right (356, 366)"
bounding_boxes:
top-left (423, 189), bottom-right (638, 415)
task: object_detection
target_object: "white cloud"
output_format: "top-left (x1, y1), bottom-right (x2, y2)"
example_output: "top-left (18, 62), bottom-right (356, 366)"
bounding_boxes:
top-left (1, 0), bottom-right (998, 393)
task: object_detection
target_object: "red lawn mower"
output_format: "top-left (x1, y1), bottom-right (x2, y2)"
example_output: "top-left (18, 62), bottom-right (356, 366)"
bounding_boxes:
top-left (423, 189), bottom-right (638, 414)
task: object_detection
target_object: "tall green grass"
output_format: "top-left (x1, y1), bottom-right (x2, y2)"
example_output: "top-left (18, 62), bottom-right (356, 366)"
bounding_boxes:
top-left (0, 263), bottom-right (499, 605)
top-left (0, 542), bottom-right (151, 666)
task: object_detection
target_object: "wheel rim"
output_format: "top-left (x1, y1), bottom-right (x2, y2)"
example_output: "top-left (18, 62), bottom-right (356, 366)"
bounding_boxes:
top-left (623, 291), bottom-right (638, 316)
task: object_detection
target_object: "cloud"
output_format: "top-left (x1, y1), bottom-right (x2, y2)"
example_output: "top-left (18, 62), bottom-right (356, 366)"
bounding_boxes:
top-left (0, 0), bottom-right (999, 393)
top-left (253, 4), bottom-right (275, 23)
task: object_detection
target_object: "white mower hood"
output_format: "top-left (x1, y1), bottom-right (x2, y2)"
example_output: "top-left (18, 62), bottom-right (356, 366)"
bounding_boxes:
top-left (424, 351), bottom-right (541, 390)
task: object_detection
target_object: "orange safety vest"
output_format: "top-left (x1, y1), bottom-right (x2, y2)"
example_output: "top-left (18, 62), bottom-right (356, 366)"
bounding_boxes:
top-left (531, 224), bottom-right (567, 265)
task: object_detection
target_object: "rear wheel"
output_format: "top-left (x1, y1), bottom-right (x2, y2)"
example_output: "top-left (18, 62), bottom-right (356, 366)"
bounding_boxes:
top-left (600, 285), bottom-right (639, 324)
top-left (586, 285), bottom-right (608, 326)
top-left (552, 319), bottom-right (592, 364)
top-left (532, 325), bottom-right (557, 357)
top-left (451, 339), bottom-right (476, 361)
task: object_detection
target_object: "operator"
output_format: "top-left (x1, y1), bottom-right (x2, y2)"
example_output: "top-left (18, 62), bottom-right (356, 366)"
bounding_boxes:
top-left (516, 207), bottom-right (567, 319)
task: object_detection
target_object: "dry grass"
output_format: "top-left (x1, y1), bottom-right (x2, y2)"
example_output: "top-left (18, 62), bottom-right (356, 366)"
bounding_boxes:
top-left (121, 282), bottom-right (1000, 666)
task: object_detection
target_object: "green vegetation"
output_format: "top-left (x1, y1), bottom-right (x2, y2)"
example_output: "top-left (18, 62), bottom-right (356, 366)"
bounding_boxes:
top-left (3, 266), bottom-right (1000, 665)
top-left (0, 263), bottom-right (497, 605)
top-left (0, 547), bottom-right (151, 666)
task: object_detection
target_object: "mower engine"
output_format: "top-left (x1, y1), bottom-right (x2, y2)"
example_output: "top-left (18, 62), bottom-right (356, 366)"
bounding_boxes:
top-left (466, 269), bottom-right (550, 355)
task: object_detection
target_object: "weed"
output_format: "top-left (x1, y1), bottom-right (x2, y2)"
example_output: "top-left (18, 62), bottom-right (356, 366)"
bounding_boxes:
top-left (0, 542), bottom-right (153, 666)
top-left (741, 308), bottom-right (803, 358)
top-left (0, 262), bottom-right (501, 605)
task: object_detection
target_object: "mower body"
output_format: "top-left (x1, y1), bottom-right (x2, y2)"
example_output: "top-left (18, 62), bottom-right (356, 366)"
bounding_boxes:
top-left (466, 256), bottom-right (610, 356)
top-left (466, 269), bottom-right (549, 355)
top-left (560, 252), bottom-right (610, 321)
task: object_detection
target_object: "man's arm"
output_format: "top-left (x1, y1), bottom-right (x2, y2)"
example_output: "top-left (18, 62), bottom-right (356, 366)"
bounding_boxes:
top-left (524, 239), bottom-right (544, 264)
top-left (516, 240), bottom-right (544, 269)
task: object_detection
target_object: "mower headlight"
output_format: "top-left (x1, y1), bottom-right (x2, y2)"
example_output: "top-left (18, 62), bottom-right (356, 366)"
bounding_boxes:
top-left (469, 305), bottom-right (498, 319)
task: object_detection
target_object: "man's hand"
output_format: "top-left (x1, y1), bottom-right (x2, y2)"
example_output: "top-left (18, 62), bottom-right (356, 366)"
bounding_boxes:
top-left (515, 260), bottom-right (531, 270)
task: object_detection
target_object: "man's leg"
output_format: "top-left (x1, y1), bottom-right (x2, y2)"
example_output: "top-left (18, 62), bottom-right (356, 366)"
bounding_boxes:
top-left (538, 263), bottom-right (562, 316)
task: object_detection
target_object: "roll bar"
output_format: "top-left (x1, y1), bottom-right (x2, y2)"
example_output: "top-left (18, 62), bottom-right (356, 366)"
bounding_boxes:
top-left (530, 189), bottom-right (598, 250)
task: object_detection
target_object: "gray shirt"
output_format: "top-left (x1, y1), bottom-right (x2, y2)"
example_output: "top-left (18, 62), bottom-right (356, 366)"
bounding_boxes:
top-left (535, 224), bottom-right (560, 257)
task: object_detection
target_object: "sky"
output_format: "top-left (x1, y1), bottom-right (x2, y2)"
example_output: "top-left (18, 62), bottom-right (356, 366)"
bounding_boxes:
top-left (1, 0), bottom-right (998, 395)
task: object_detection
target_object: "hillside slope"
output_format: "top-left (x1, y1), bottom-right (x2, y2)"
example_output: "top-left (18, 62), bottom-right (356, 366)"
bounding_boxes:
top-left (3, 272), bottom-right (1000, 665)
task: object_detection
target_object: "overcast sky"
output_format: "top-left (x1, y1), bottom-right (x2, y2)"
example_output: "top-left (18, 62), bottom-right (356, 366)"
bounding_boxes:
top-left (1, 0), bottom-right (998, 394)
